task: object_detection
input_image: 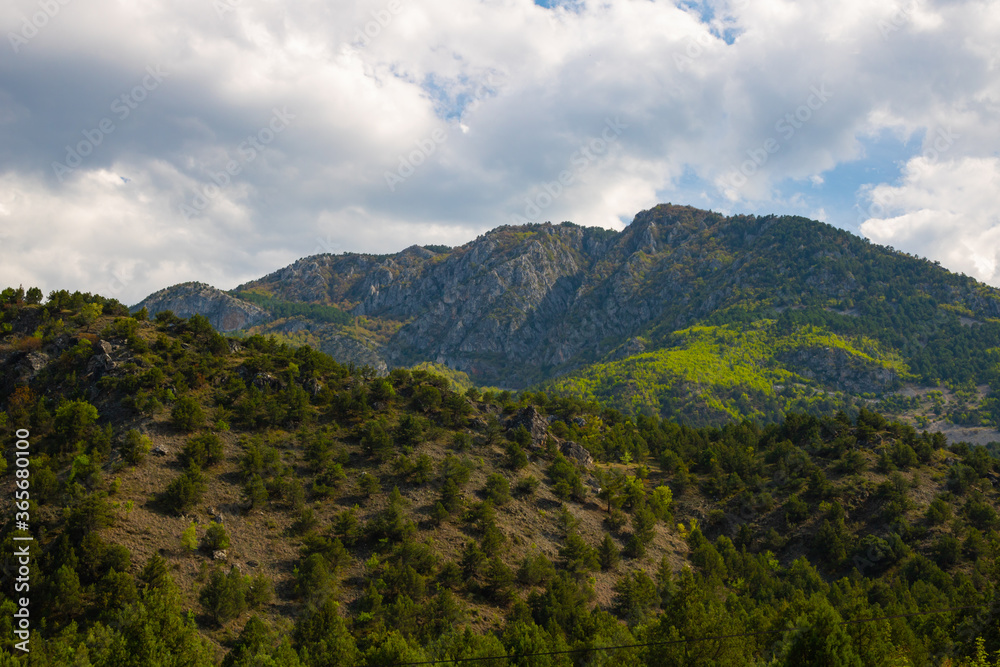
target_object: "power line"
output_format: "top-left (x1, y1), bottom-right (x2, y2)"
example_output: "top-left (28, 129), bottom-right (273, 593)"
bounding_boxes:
top-left (388, 604), bottom-right (986, 666)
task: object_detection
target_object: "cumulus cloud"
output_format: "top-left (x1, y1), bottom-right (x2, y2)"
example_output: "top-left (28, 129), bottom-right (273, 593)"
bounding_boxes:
top-left (860, 156), bottom-right (1000, 284)
top-left (0, 0), bottom-right (998, 302)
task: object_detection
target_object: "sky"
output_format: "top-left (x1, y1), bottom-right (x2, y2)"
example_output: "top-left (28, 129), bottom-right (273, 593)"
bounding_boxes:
top-left (0, 0), bottom-right (998, 305)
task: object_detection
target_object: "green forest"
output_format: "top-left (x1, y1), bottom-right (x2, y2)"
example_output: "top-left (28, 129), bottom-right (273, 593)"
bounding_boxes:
top-left (540, 209), bottom-right (1000, 429)
top-left (6, 287), bottom-right (1000, 665)
top-left (233, 290), bottom-right (353, 326)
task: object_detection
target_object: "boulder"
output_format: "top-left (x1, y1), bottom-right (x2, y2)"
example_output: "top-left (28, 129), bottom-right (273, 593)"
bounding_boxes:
top-left (87, 353), bottom-right (116, 375)
top-left (505, 406), bottom-right (550, 449)
top-left (252, 372), bottom-right (282, 390)
top-left (560, 441), bottom-right (594, 467)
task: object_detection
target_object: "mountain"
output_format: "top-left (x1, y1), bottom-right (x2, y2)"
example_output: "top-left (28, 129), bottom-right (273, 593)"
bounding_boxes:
top-left (135, 204), bottom-right (1000, 431)
top-left (134, 282), bottom-right (269, 332)
top-left (4, 290), bottom-right (1000, 664)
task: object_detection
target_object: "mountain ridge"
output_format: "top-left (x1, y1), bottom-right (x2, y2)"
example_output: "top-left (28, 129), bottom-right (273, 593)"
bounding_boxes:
top-left (131, 203), bottom-right (1000, 428)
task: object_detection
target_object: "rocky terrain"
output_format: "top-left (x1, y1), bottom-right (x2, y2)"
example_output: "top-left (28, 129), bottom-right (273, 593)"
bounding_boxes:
top-left (134, 282), bottom-right (269, 332)
top-left (132, 204), bottom-right (1000, 426)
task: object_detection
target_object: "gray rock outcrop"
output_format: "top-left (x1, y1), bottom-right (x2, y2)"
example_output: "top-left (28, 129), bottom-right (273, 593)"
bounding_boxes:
top-left (131, 282), bottom-right (268, 332)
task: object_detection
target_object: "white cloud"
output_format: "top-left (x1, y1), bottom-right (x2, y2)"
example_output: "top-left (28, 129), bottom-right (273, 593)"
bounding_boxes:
top-left (0, 0), bottom-right (998, 302)
top-left (860, 156), bottom-right (1000, 284)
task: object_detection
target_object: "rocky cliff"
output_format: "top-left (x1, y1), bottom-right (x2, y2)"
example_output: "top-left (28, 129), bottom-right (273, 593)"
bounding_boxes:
top-left (133, 204), bottom-right (1000, 417)
top-left (235, 204), bottom-right (1000, 389)
top-left (131, 282), bottom-right (269, 332)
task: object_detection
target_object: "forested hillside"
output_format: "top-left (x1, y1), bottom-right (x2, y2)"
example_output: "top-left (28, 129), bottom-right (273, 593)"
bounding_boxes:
top-left (136, 205), bottom-right (1000, 432)
top-left (6, 288), bottom-right (1000, 665)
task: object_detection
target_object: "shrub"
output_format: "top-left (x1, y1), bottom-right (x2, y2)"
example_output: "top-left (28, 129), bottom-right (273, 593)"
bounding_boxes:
top-left (548, 454), bottom-right (586, 502)
top-left (504, 441), bottom-right (529, 470)
top-left (440, 478), bottom-right (462, 514)
top-left (371, 379), bottom-right (395, 402)
top-left (395, 415), bottom-right (423, 447)
top-left (163, 464), bottom-right (207, 513)
top-left (430, 501), bottom-right (450, 526)
top-left (296, 554), bottom-right (335, 609)
top-left (648, 485), bottom-right (673, 522)
top-left (932, 534), bottom-right (960, 568)
top-left (612, 570), bottom-right (658, 626)
top-left (838, 449), bottom-right (867, 474)
top-left (785, 495), bottom-right (810, 524)
top-left (413, 454), bottom-right (434, 485)
top-left (181, 522), bottom-right (198, 552)
top-left (483, 473), bottom-right (511, 505)
top-left (292, 508), bottom-right (320, 536)
top-left (246, 573), bottom-right (274, 608)
top-left (514, 476), bottom-right (539, 498)
top-left (412, 385), bottom-right (442, 412)
top-left (200, 567), bottom-right (248, 625)
top-left (925, 496), bottom-right (952, 525)
top-left (445, 433), bottom-right (470, 453)
top-left (172, 396), bottom-right (205, 432)
top-left (947, 464), bottom-right (978, 495)
top-left (483, 558), bottom-right (516, 605)
top-left (359, 472), bottom-right (381, 498)
top-left (361, 422), bottom-right (393, 461)
top-left (202, 521), bottom-right (231, 552)
top-left (54, 399), bottom-right (99, 446)
top-left (181, 432), bottom-right (224, 468)
top-left (964, 493), bottom-right (999, 531)
top-left (121, 429), bottom-right (152, 465)
top-left (244, 474), bottom-right (268, 508)
top-left (598, 533), bottom-right (620, 571)
top-left (517, 552), bottom-right (557, 587)
top-left (559, 531), bottom-right (599, 574)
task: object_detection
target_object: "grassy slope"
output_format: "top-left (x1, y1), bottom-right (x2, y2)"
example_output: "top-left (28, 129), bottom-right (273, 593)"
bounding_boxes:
top-left (547, 320), bottom-right (910, 425)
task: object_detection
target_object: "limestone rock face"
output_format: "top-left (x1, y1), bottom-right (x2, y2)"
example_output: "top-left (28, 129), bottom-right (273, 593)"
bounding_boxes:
top-left (130, 203), bottom-right (1000, 395)
top-left (560, 441), bottom-right (594, 468)
top-left (505, 406), bottom-right (550, 449)
top-left (132, 282), bottom-right (268, 333)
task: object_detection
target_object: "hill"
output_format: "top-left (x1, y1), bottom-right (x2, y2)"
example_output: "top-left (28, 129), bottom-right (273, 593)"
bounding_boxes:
top-left (136, 204), bottom-right (1000, 432)
top-left (5, 289), bottom-right (1000, 665)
